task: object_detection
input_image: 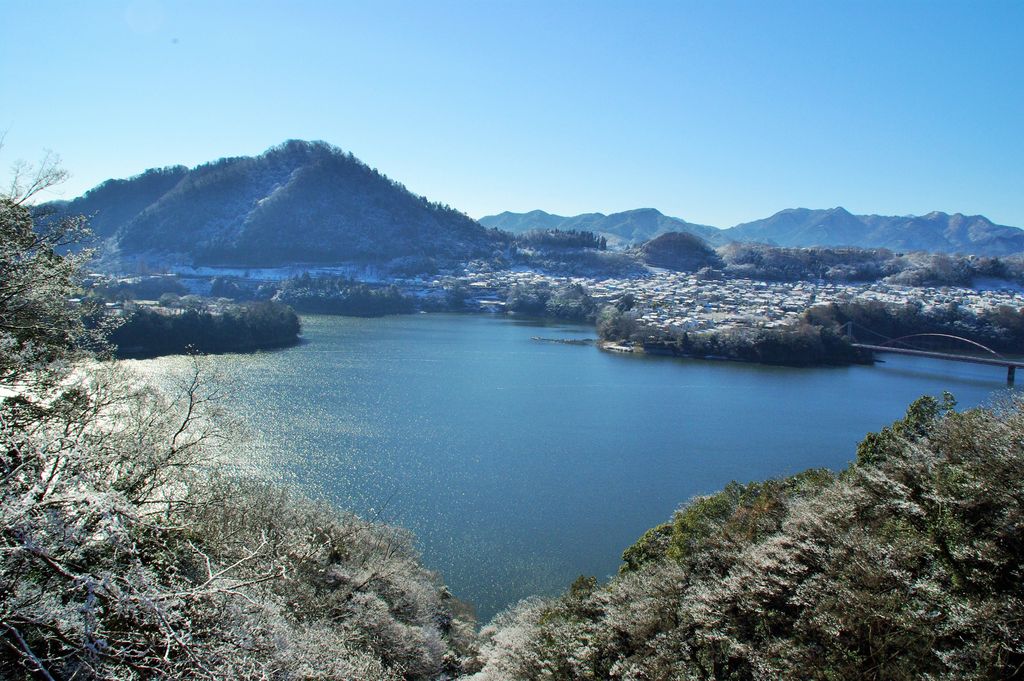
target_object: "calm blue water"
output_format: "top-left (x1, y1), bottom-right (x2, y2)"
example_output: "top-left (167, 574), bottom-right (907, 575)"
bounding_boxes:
top-left (127, 314), bottom-right (1018, 621)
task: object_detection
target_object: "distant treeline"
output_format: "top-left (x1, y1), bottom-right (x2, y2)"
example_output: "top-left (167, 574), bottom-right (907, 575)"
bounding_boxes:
top-left (275, 275), bottom-right (416, 316)
top-left (497, 228), bottom-right (640, 277)
top-left (110, 300), bottom-right (301, 357)
top-left (506, 282), bottom-right (599, 322)
top-left (511, 248), bottom-right (643, 277)
top-left (94, 275), bottom-right (190, 301)
top-left (806, 299), bottom-right (1024, 354)
top-left (718, 242), bottom-right (1024, 286)
top-left (719, 243), bottom-right (897, 282)
top-left (513, 228), bottom-right (607, 251)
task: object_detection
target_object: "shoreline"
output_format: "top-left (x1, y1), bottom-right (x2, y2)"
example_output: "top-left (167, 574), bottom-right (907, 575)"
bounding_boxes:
top-left (596, 338), bottom-right (871, 368)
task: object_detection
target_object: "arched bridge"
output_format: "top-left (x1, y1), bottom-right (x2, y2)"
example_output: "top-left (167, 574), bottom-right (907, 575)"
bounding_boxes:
top-left (842, 322), bottom-right (1024, 385)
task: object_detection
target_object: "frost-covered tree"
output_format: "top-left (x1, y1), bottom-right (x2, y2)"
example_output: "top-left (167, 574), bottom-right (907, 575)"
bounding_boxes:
top-left (471, 396), bottom-right (1024, 680)
top-left (1, 155), bottom-right (477, 679)
top-left (1, 362), bottom-right (477, 678)
top-left (0, 194), bottom-right (101, 389)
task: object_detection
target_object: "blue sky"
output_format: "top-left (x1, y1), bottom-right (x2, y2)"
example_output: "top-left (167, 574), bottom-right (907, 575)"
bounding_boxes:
top-left (2, 0), bottom-right (1022, 227)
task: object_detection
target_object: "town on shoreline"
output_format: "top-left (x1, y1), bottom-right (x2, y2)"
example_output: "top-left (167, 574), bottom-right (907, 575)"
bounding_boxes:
top-left (84, 260), bottom-right (1024, 365)
top-left (98, 262), bottom-right (1024, 333)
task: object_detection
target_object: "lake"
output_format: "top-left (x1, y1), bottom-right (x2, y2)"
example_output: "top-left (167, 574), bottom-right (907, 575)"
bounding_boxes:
top-left (126, 313), bottom-right (1018, 621)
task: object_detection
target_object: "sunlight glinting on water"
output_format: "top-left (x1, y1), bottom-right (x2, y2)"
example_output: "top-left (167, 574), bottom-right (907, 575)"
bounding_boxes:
top-left (126, 314), bottom-right (1017, 620)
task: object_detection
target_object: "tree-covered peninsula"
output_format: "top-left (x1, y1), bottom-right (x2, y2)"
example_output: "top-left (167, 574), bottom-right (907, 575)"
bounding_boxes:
top-left (595, 300), bottom-right (871, 366)
top-left (108, 300), bottom-right (301, 358)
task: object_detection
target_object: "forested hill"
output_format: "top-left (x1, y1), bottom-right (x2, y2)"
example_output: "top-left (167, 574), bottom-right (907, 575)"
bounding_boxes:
top-left (39, 140), bottom-right (506, 267)
top-left (483, 206), bottom-right (1024, 256)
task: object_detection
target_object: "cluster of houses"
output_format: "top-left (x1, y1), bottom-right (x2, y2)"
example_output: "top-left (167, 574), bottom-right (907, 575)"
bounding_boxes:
top-left (87, 266), bottom-right (1024, 335)
top-left (437, 268), bottom-right (1024, 333)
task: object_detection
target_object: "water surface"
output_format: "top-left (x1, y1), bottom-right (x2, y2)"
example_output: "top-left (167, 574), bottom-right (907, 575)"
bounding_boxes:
top-left (127, 314), bottom-right (1017, 620)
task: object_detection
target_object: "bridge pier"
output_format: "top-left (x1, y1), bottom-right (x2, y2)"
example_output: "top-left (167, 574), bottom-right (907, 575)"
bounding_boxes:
top-left (852, 341), bottom-right (1024, 386)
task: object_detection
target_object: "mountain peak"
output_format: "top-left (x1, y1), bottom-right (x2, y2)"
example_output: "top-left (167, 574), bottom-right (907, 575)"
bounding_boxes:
top-left (41, 141), bottom-right (503, 267)
top-left (262, 138), bottom-right (337, 158)
top-left (729, 207), bottom-right (1022, 254)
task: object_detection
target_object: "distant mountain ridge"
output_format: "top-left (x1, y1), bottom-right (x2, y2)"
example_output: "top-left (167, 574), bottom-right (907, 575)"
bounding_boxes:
top-left (482, 207), bottom-right (1024, 256)
top-left (43, 143), bottom-right (1024, 266)
top-left (482, 208), bottom-right (720, 248)
top-left (41, 140), bottom-right (504, 267)
top-left (728, 207), bottom-right (1024, 255)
